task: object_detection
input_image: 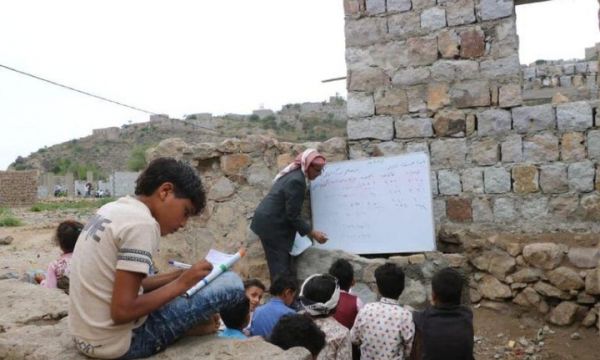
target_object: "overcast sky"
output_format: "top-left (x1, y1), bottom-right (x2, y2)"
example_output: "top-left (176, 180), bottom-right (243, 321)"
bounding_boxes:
top-left (0, 0), bottom-right (598, 170)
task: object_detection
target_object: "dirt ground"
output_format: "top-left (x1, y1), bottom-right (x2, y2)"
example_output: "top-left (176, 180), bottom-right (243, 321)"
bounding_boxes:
top-left (1, 207), bottom-right (599, 359)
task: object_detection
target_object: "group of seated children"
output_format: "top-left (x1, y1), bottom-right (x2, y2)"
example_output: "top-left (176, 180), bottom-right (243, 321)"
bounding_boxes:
top-left (34, 158), bottom-right (472, 360)
top-left (238, 259), bottom-right (473, 360)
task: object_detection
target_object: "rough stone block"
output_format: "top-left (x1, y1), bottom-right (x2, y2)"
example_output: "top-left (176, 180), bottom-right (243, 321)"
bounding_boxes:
top-left (480, 55), bottom-right (521, 79)
top-left (407, 85), bottom-right (427, 113)
top-left (220, 154), bottom-right (251, 176)
top-left (349, 67), bottom-right (390, 92)
top-left (421, 7), bottom-right (446, 31)
top-left (499, 84), bottom-right (522, 108)
top-left (581, 193), bottom-right (600, 221)
top-left (347, 117), bottom-right (394, 140)
top-left (431, 60), bottom-right (479, 81)
top-left (412, 0), bottom-right (437, 10)
top-left (587, 130), bottom-right (600, 160)
top-left (387, 0), bottom-right (412, 12)
top-left (392, 67), bottom-right (431, 86)
top-left (568, 161), bottom-right (595, 192)
top-left (450, 81), bottom-right (490, 108)
top-left (559, 75), bottom-right (572, 87)
top-left (472, 197), bottom-right (493, 222)
top-left (466, 114), bottom-right (476, 136)
top-left (479, 0), bottom-right (514, 21)
top-left (406, 36), bottom-right (439, 66)
top-left (343, 0), bottom-right (363, 16)
top-left (560, 132), bottom-right (586, 161)
top-left (427, 82), bottom-right (450, 111)
top-left (374, 141), bottom-right (404, 157)
top-left (501, 135), bottom-right (523, 163)
top-left (365, 0), bottom-right (386, 14)
top-left (460, 28), bottom-right (485, 59)
top-left (394, 116), bottom-right (433, 138)
top-left (477, 109), bottom-right (512, 136)
top-left (471, 139), bottom-right (498, 166)
top-left (494, 197), bottom-right (516, 221)
top-left (447, 197), bottom-right (472, 222)
top-left (556, 101), bottom-right (593, 132)
top-left (539, 164), bottom-right (568, 194)
top-left (461, 167), bottom-right (484, 193)
top-left (521, 197), bottom-right (548, 220)
top-left (549, 195), bottom-right (578, 218)
top-left (388, 11), bottom-right (421, 39)
top-left (575, 62), bottom-right (588, 73)
top-left (347, 92), bottom-right (375, 118)
top-left (406, 141), bottom-right (430, 155)
top-left (375, 88), bottom-right (408, 115)
top-left (446, 0), bottom-right (476, 26)
top-left (430, 139), bottom-right (467, 167)
top-left (484, 167), bottom-right (511, 194)
top-left (523, 243), bottom-right (564, 270)
top-left (512, 164), bottom-right (538, 193)
top-left (523, 133), bottom-right (559, 163)
top-left (345, 17), bottom-right (388, 47)
top-left (437, 30), bottom-right (460, 59)
top-left (438, 169), bottom-right (462, 195)
top-left (512, 104), bottom-right (555, 133)
top-left (430, 170), bottom-right (439, 195)
top-left (433, 198), bottom-right (446, 223)
top-left (433, 109), bottom-right (466, 137)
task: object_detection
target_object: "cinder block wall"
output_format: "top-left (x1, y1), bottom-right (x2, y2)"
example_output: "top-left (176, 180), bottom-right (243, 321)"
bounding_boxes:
top-left (0, 171), bottom-right (38, 206)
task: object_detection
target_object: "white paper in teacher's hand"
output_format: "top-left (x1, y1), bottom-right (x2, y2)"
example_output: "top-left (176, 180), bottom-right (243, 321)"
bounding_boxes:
top-left (290, 233), bottom-right (312, 256)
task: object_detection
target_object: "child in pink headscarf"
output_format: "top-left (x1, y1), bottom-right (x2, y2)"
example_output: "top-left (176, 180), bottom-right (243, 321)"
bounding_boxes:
top-left (251, 149), bottom-right (328, 280)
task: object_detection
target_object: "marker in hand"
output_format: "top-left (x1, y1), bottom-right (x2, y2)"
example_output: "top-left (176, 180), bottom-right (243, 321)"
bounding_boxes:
top-left (184, 248), bottom-right (246, 298)
top-left (168, 260), bottom-right (192, 269)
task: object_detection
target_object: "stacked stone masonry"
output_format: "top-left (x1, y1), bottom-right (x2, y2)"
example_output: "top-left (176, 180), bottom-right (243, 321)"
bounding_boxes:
top-left (521, 55), bottom-right (599, 104)
top-left (343, 0), bottom-right (600, 327)
top-left (0, 171), bottom-right (38, 206)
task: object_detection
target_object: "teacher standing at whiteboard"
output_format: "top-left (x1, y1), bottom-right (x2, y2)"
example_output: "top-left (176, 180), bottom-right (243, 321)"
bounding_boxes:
top-left (251, 149), bottom-right (328, 280)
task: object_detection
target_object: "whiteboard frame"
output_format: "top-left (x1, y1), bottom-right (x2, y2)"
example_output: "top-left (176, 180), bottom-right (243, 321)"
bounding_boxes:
top-left (309, 152), bottom-right (436, 255)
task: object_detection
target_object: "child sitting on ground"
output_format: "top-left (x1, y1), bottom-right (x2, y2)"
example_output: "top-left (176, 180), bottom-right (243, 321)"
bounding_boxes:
top-left (411, 268), bottom-right (474, 360)
top-left (351, 263), bottom-right (415, 359)
top-left (328, 259), bottom-right (363, 329)
top-left (243, 278), bottom-right (265, 333)
top-left (218, 296), bottom-right (250, 340)
top-left (39, 220), bottom-right (84, 294)
top-left (249, 275), bottom-right (297, 339)
top-left (300, 274), bottom-right (351, 360)
top-left (270, 313), bottom-right (326, 358)
top-left (68, 158), bottom-right (245, 359)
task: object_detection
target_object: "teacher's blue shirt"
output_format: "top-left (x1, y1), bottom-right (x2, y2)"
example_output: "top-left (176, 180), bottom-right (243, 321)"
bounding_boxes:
top-left (250, 298), bottom-right (295, 339)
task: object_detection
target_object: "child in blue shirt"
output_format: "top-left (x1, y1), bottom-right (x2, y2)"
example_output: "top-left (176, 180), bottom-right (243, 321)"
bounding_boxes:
top-left (218, 296), bottom-right (250, 340)
top-left (250, 275), bottom-right (297, 339)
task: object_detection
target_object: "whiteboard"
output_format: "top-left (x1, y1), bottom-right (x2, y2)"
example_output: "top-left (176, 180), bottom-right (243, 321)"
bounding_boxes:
top-left (310, 152), bottom-right (435, 254)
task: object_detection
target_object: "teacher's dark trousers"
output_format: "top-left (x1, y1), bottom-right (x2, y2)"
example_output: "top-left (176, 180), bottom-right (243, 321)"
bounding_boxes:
top-left (260, 237), bottom-right (295, 281)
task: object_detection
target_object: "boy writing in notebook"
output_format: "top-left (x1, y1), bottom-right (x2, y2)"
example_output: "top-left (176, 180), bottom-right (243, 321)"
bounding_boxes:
top-left (69, 158), bottom-right (245, 359)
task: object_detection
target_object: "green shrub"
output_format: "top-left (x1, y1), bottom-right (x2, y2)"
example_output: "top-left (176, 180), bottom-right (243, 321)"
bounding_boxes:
top-left (127, 144), bottom-right (150, 171)
top-left (0, 208), bottom-right (22, 227)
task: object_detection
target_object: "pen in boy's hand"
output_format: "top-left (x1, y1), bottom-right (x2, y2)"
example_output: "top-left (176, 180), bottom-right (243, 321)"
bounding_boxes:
top-left (168, 260), bottom-right (192, 269)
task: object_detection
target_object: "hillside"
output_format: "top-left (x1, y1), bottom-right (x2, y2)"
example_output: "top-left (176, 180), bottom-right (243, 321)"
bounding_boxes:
top-left (8, 98), bottom-right (347, 178)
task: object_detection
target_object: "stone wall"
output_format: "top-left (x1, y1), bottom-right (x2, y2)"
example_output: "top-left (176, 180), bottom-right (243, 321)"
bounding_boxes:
top-left (0, 171), bottom-right (38, 206)
top-left (522, 58), bottom-right (599, 104)
top-left (145, 136), bottom-right (348, 282)
top-left (342, 0), bottom-right (600, 327)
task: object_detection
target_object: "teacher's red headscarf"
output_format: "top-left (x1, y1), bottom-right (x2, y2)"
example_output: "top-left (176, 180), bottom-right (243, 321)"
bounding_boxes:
top-left (273, 149), bottom-right (326, 182)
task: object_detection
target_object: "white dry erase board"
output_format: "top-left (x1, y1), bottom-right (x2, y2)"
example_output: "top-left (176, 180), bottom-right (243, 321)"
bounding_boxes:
top-left (310, 152), bottom-right (435, 254)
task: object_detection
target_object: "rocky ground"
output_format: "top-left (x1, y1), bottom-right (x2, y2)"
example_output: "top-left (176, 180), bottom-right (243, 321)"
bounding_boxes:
top-left (0, 206), bottom-right (598, 359)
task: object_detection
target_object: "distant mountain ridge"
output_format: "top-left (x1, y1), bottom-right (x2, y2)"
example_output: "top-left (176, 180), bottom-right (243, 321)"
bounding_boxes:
top-left (9, 98), bottom-right (347, 178)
